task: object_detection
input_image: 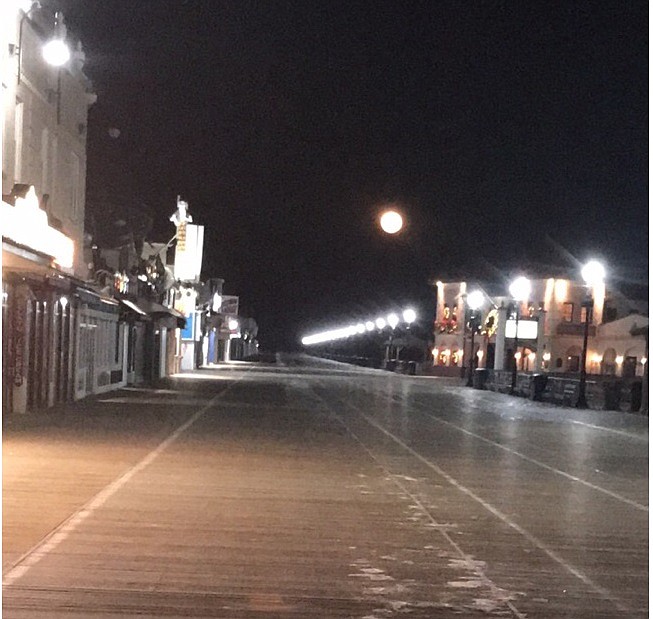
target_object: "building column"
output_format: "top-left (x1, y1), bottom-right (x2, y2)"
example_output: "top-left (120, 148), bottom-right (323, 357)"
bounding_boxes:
top-left (493, 304), bottom-right (508, 370)
top-left (535, 309), bottom-right (547, 372)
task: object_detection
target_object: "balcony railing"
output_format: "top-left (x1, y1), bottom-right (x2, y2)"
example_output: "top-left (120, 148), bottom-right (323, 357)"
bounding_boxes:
top-left (556, 322), bottom-right (596, 337)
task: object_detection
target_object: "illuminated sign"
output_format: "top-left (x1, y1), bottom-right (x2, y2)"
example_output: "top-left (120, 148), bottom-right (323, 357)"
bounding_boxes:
top-left (505, 319), bottom-right (538, 340)
top-left (173, 224), bottom-right (204, 282)
top-left (170, 197), bottom-right (203, 282)
top-left (180, 312), bottom-right (195, 340)
top-left (1, 187), bottom-right (74, 268)
top-left (176, 221), bottom-right (187, 251)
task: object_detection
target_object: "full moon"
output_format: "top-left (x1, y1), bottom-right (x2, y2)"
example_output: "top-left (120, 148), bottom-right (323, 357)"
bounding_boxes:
top-left (379, 210), bottom-right (403, 234)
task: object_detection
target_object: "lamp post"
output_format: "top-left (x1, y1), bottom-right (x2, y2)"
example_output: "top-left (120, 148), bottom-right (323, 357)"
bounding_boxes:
top-left (386, 312), bottom-right (399, 366)
top-left (465, 290), bottom-right (484, 386)
top-left (509, 276), bottom-right (531, 395)
top-left (576, 260), bottom-right (605, 409)
top-left (42, 12), bottom-right (71, 125)
top-left (42, 19), bottom-right (71, 67)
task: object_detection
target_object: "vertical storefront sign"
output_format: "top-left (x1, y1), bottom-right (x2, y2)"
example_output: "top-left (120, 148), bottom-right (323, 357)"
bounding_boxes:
top-left (12, 286), bottom-right (28, 387)
top-left (173, 224), bottom-right (204, 283)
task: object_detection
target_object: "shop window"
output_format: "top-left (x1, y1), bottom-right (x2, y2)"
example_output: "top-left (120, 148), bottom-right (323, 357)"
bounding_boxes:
top-left (115, 322), bottom-right (121, 364)
top-left (567, 356), bottom-right (580, 372)
top-left (580, 306), bottom-right (589, 324)
top-left (15, 99), bottom-right (23, 180)
top-left (71, 151), bottom-right (81, 221)
top-left (602, 349), bottom-right (617, 375)
top-left (562, 303), bottom-right (574, 322)
top-left (623, 356), bottom-right (637, 380)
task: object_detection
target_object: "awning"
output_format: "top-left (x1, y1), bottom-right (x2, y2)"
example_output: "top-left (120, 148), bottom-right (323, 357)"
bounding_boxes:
top-left (120, 299), bottom-right (149, 317)
top-left (137, 299), bottom-right (186, 329)
top-left (2, 260), bottom-right (73, 292)
top-left (75, 287), bottom-right (120, 314)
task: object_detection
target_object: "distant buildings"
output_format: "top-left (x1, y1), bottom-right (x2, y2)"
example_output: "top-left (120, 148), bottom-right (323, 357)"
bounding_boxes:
top-left (432, 275), bottom-right (648, 380)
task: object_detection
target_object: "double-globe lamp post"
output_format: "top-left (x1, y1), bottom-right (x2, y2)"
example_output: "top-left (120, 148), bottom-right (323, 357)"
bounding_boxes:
top-left (386, 312), bottom-right (399, 363)
top-left (382, 309), bottom-right (416, 365)
top-left (465, 290), bottom-right (484, 387)
top-left (576, 260), bottom-right (605, 409)
top-left (509, 276), bottom-right (531, 395)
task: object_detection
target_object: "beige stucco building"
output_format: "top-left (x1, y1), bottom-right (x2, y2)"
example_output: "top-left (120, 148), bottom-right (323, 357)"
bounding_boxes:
top-left (433, 276), bottom-right (647, 380)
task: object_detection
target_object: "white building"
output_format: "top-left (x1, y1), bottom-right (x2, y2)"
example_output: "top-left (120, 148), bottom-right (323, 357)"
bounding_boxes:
top-left (2, 3), bottom-right (106, 414)
top-left (3, 3), bottom-right (95, 277)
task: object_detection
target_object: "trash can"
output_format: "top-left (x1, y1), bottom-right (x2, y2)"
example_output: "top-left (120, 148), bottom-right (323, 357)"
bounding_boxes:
top-left (407, 361), bottom-right (416, 375)
top-left (630, 380), bottom-right (643, 413)
top-left (473, 368), bottom-right (489, 390)
top-left (529, 374), bottom-right (548, 401)
top-left (603, 380), bottom-right (622, 411)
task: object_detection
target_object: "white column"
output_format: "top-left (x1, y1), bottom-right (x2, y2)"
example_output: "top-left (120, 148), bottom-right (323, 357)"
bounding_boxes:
top-left (494, 305), bottom-right (508, 370)
top-left (535, 309), bottom-right (546, 372)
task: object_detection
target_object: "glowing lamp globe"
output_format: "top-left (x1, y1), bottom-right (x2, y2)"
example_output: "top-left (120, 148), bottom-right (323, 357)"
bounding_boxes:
top-left (42, 39), bottom-right (70, 66)
top-left (402, 308), bottom-right (417, 324)
top-left (379, 210), bottom-right (403, 234)
top-left (466, 290), bottom-right (484, 311)
top-left (581, 260), bottom-right (605, 286)
top-left (509, 276), bottom-right (531, 302)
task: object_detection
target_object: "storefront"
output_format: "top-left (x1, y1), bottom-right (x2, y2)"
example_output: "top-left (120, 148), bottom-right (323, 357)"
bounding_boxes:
top-left (74, 288), bottom-right (123, 398)
top-left (2, 261), bottom-right (75, 415)
top-left (2, 190), bottom-right (77, 415)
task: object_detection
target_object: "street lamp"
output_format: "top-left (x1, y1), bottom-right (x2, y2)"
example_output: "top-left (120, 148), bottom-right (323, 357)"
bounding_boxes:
top-left (15, 7), bottom-right (71, 86)
top-left (465, 290), bottom-right (484, 386)
top-left (509, 276), bottom-right (531, 395)
top-left (576, 260), bottom-right (605, 408)
top-left (386, 313), bottom-right (399, 364)
top-left (42, 12), bottom-right (71, 65)
top-left (402, 308), bottom-right (417, 325)
top-left (40, 12), bottom-right (71, 125)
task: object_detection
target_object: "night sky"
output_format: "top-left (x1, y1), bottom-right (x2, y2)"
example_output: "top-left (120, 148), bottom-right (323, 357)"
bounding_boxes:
top-left (59, 0), bottom-right (648, 349)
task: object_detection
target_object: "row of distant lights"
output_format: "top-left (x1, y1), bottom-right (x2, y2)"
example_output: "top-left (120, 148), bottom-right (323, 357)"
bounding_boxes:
top-left (302, 309), bottom-right (417, 346)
